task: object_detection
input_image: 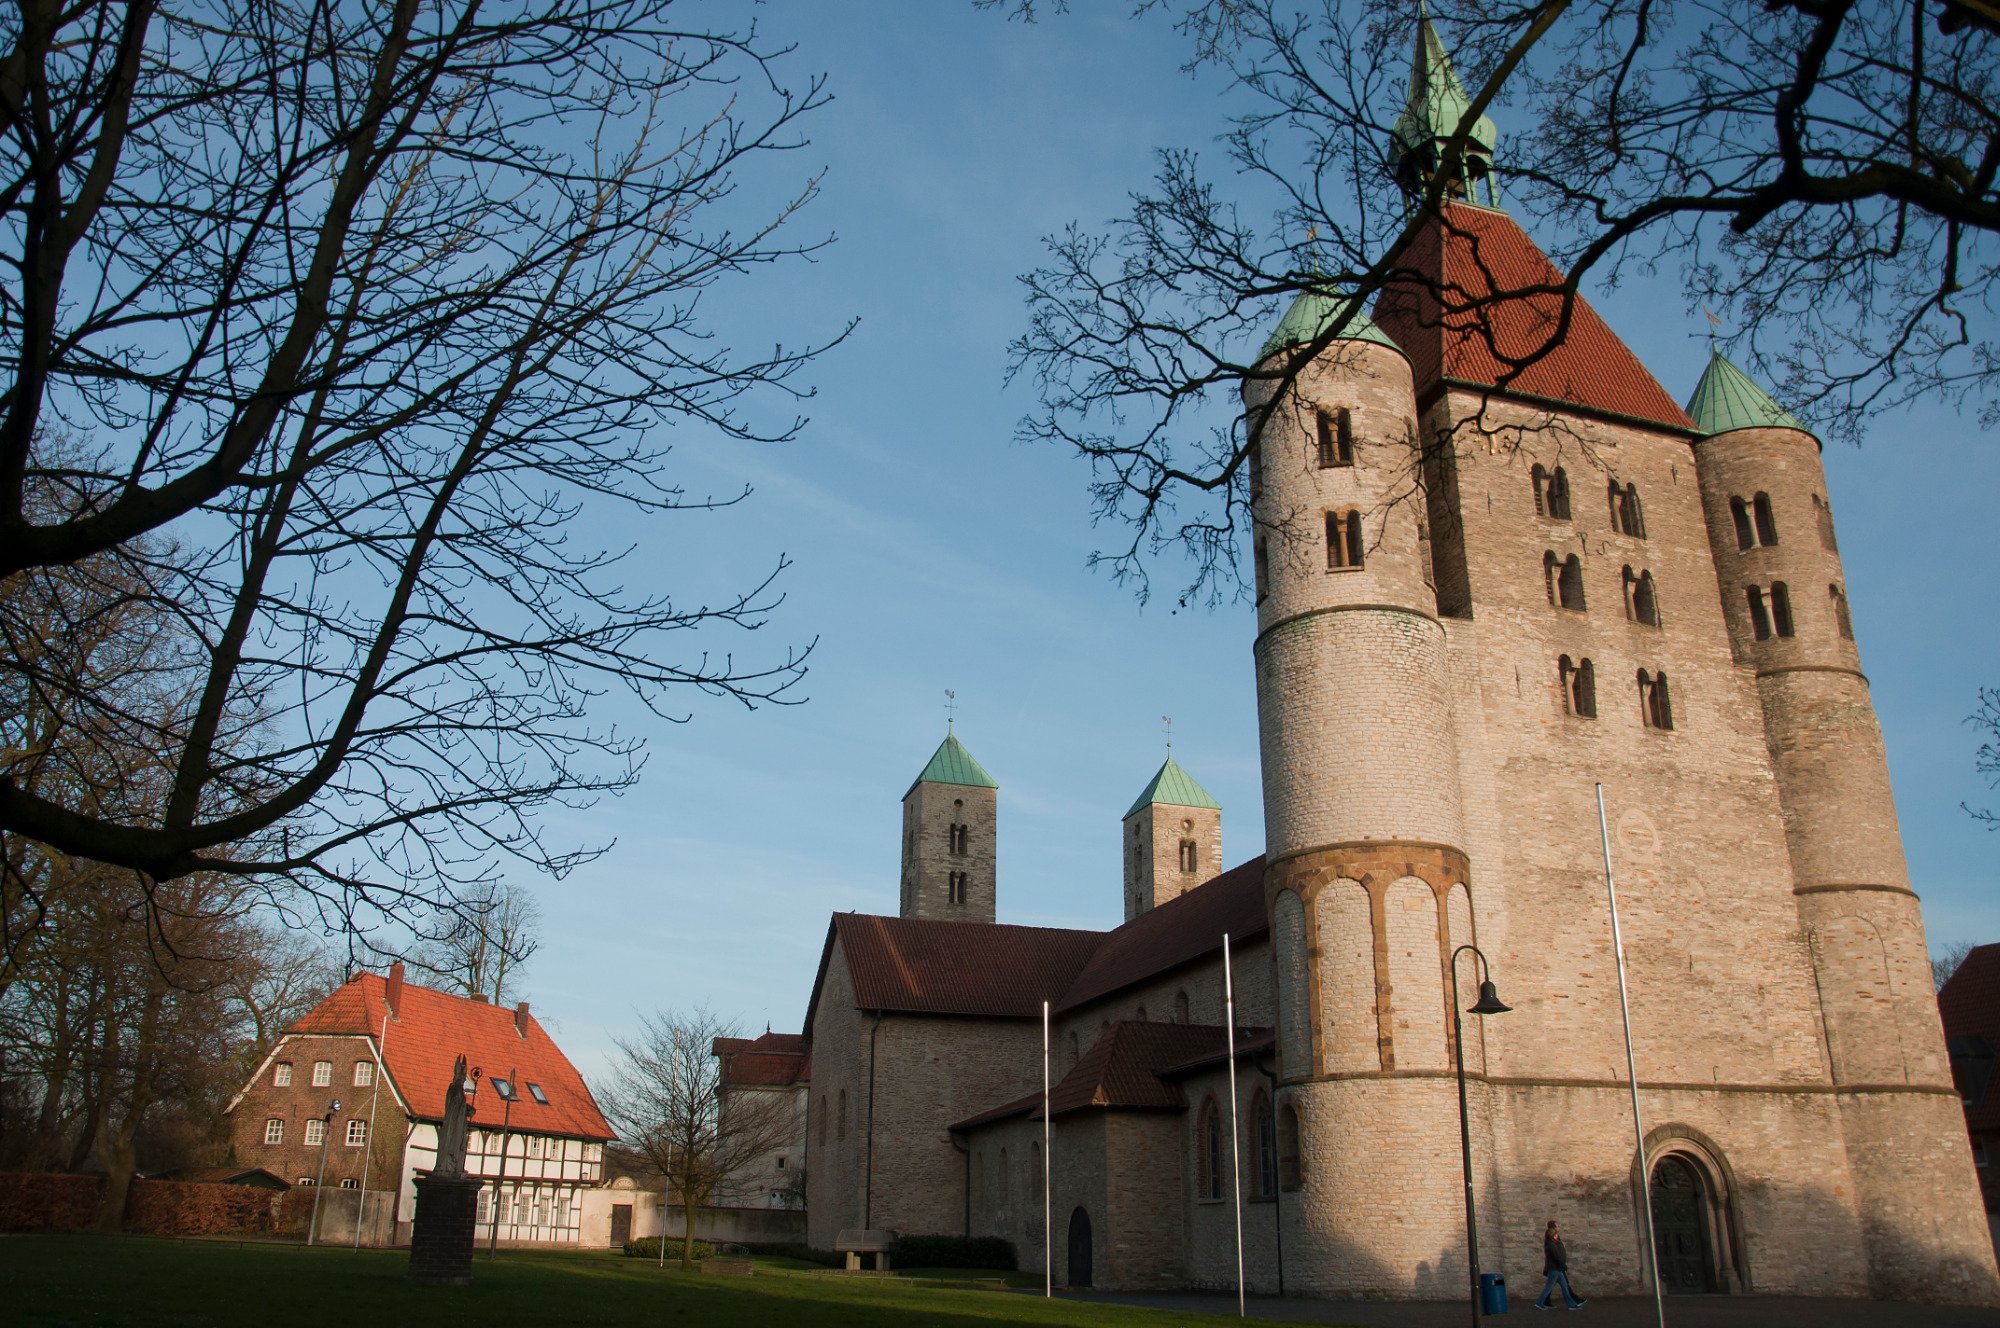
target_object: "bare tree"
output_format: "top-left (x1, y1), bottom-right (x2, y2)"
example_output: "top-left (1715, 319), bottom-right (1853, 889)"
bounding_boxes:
top-left (599, 1006), bottom-right (798, 1270)
top-left (1971, 686), bottom-right (2000, 831)
top-left (1934, 938), bottom-right (1978, 992)
top-left (407, 880), bottom-right (542, 1005)
top-left (982, 0), bottom-right (2000, 603)
top-left (0, 1), bottom-right (847, 945)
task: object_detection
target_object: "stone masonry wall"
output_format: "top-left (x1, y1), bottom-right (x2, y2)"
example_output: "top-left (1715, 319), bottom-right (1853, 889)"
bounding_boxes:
top-left (901, 779), bottom-right (997, 923)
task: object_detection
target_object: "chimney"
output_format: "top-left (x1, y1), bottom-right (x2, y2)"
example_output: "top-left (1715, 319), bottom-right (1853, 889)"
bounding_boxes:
top-left (514, 1000), bottom-right (530, 1038)
top-left (386, 962), bottom-right (405, 1020)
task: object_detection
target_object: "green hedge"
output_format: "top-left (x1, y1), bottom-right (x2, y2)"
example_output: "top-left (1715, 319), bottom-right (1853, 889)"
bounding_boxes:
top-left (891, 1235), bottom-right (1016, 1270)
top-left (618, 1237), bottom-right (713, 1261)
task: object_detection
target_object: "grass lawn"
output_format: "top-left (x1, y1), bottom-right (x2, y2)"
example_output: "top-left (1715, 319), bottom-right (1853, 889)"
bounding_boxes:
top-left (0, 1234), bottom-right (1236, 1327)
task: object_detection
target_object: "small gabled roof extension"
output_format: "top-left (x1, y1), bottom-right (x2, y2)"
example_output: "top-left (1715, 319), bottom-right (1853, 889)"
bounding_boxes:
top-left (284, 971), bottom-right (613, 1141)
top-left (949, 1020), bottom-right (1274, 1131)
top-left (1123, 755), bottom-right (1222, 819)
top-left (714, 1031), bottom-right (811, 1088)
top-left (1057, 856), bottom-right (1268, 1013)
top-left (1685, 349), bottom-right (1810, 439)
top-left (908, 732), bottom-right (998, 794)
top-left (1373, 203), bottom-right (1696, 434)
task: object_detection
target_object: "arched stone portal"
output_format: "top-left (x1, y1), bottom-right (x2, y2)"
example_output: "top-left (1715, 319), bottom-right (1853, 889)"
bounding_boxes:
top-left (1067, 1206), bottom-right (1093, 1288)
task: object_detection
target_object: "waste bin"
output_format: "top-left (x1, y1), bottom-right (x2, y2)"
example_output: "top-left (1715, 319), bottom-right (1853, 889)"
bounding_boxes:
top-left (1479, 1272), bottom-right (1508, 1314)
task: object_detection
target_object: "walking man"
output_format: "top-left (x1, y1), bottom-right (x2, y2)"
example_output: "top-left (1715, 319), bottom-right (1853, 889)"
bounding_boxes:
top-left (1535, 1219), bottom-right (1586, 1310)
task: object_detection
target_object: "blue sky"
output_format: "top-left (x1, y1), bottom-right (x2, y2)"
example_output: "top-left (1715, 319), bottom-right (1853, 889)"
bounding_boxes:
top-left (505, 4), bottom-right (1999, 1077)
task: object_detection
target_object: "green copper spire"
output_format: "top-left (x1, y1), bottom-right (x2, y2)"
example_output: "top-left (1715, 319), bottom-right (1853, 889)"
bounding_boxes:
top-left (1259, 290), bottom-right (1404, 361)
top-left (1685, 350), bottom-right (1809, 438)
top-left (910, 732), bottom-right (998, 792)
top-left (1389, 4), bottom-right (1500, 204)
top-left (1123, 756), bottom-right (1222, 820)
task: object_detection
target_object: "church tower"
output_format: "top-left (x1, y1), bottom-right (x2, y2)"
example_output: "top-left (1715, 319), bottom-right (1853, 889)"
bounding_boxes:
top-left (899, 730), bottom-right (998, 923)
top-left (1121, 754), bottom-right (1222, 921)
top-left (1689, 351), bottom-right (1982, 1296)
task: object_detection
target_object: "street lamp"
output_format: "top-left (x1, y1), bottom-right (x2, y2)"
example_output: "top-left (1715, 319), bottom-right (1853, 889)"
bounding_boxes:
top-left (486, 1070), bottom-right (517, 1260)
top-left (306, 1098), bottom-right (343, 1246)
top-left (1450, 945), bottom-right (1510, 1328)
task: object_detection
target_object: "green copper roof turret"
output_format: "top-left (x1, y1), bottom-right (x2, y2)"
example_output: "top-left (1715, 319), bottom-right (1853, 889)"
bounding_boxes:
top-left (1123, 756), bottom-right (1222, 820)
top-left (910, 732), bottom-right (998, 792)
top-left (1389, 6), bottom-right (1499, 191)
top-left (1685, 350), bottom-right (1810, 438)
top-left (1259, 290), bottom-right (1404, 361)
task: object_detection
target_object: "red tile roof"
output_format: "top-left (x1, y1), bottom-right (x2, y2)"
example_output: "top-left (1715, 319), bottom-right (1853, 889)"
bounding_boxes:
top-left (949, 1021), bottom-right (1272, 1131)
top-left (287, 969), bottom-right (612, 1141)
top-left (714, 1031), bottom-right (811, 1088)
top-left (1056, 857), bottom-right (1268, 1012)
top-left (1940, 944), bottom-right (2000, 1131)
top-left (815, 913), bottom-right (1104, 1021)
top-left (1373, 203), bottom-right (1696, 434)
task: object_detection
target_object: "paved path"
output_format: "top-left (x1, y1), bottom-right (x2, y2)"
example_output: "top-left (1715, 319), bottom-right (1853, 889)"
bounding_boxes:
top-left (1056, 1290), bottom-right (2000, 1326)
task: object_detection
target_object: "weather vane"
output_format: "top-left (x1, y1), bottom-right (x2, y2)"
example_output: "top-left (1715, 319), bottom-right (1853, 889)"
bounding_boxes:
top-left (1163, 715), bottom-right (1174, 752)
top-left (945, 689), bottom-right (957, 733)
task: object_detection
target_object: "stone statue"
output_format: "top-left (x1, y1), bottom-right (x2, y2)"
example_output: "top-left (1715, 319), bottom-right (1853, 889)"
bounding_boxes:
top-left (435, 1054), bottom-right (471, 1178)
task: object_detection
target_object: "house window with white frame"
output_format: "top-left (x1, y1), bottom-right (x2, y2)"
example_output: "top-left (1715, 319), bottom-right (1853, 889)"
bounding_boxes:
top-left (311, 1060), bottom-right (332, 1086)
top-left (339, 1178), bottom-right (359, 1189)
top-left (346, 1119), bottom-right (367, 1147)
top-left (273, 1062), bottom-right (293, 1087)
top-left (304, 1118), bottom-right (325, 1147)
top-left (264, 1118), bottom-right (285, 1145)
top-left (353, 1061), bottom-right (374, 1087)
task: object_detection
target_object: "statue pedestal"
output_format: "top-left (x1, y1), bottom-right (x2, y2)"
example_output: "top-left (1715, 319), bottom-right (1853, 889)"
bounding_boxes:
top-left (408, 1175), bottom-right (482, 1285)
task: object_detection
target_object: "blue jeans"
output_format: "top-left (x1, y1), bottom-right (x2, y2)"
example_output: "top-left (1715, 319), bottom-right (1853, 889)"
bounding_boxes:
top-left (1537, 1269), bottom-right (1581, 1308)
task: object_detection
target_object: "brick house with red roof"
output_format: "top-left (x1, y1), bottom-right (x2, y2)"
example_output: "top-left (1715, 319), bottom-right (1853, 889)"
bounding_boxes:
top-left (224, 962), bottom-right (612, 1245)
top-left (1940, 944), bottom-right (2000, 1254)
top-left (768, 9), bottom-right (1997, 1305)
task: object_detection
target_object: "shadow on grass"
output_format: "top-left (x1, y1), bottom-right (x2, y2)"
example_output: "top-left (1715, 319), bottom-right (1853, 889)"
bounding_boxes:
top-left (0, 1235), bottom-right (1227, 1328)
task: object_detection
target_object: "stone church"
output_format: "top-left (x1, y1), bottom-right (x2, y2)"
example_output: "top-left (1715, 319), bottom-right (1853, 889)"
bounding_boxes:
top-left (778, 14), bottom-right (1999, 1305)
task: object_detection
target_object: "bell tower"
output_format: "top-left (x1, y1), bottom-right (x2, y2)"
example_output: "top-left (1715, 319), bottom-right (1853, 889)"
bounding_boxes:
top-left (899, 729), bottom-right (998, 923)
top-left (1121, 754), bottom-right (1222, 921)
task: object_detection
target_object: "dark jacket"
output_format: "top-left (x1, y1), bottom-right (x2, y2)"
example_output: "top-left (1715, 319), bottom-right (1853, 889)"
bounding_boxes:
top-left (1544, 1234), bottom-right (1568, 1274)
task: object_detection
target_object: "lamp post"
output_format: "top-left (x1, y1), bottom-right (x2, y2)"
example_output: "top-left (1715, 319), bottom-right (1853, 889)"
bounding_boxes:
top-left (486, 1070), bottom-right (517, 1259)
top-left (1450, 945), bottom-right (1510, 1328)
top-left (306, 1098), bottom-right (342, 1246)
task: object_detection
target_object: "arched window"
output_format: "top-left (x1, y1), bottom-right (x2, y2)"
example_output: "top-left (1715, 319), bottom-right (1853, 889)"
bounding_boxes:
top-left (999, 1146), bottom-right (1011, 1210)
top-left (1032, 1140), bottom-right (1043, 1198)
top-left (1770, 580), bottom-right (1794, 637)
top-left (1316, 407), bottom-right (1354, 468)
top-left (1609, 480), bottom-right (1647, 538)
top-left (1558, 554), bottom-right (1586, 611)
top-left (948, 871), bottom-right (967, 904)
top-left (1623, 566), bottom-right (1660, 626)
top-left (1814, 494), bottom-right (1838, 551)
top-left (1639, 669), bottom-right (1674, 731)
top-left (1544, 550), bottom-right (1560, 606)
top-left (1253, 537), bottom-right (1269, 604)
top-left (1830, 583), bottom-right (1854, 640)
top-left (1247, 441), bottom-right (1263, 502)
top-left (816, 1095), bottom-right (827, 1147)
top-left (1730, 496), bottom-right (1754, 551)
top-left (1135, 1005), bottom-right (1148, 1022)
top-left (1173, 990), bottom-right (1190, 1024)
top-left (1252, 1091), bottom-right (1277, 1198)
top-left (1279, 1104), bottom-right (1302, 1191)
top-left (1547, 466), bottom-right (1572, 520)
top-left (1752, 492), bottom-right (1778, 546)
top-left (950, 819), bottom-right (968, 856)
top-left (1531, 464), bottom-right (1549, 516)
top-left (1199, 1098), bottom-right (1224, 1200)
top-left (1746, 585), bottom-right (1773, 641)
top-left (1068, 1030), bottom-right (1079, 1063)
top-left (836, 1089), bottom-right (847, 1142)
top-left (1179, 838), bottom-right (1198, 872)
top-left (1560, 655), bottom-right (1597, 718)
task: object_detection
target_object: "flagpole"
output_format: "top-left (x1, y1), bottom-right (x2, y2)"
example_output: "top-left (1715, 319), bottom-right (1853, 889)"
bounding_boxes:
top-left (353, 1008), bottom-right (389, 1250)
top-left (1043, 999), bottom-right (1052, 1298)
top-left (1598, 784), bottom-right (1667, 1328)
top-left (1224, 934), bottom-right (1245, 1318)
